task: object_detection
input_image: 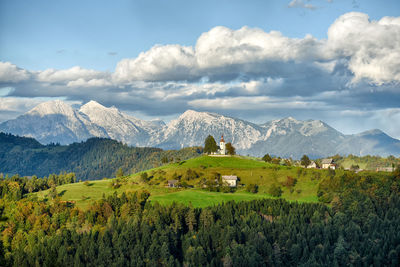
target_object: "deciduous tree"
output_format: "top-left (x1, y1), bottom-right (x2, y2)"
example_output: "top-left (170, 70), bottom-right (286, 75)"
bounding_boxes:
top-left (204, 135), bottom-right (218, 154)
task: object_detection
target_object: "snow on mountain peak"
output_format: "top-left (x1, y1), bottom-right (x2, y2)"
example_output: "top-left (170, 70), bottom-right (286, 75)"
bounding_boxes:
top-left (28, 99), bottom-right (76, 117)
top-left (81, 100), bottom-right (104, 109)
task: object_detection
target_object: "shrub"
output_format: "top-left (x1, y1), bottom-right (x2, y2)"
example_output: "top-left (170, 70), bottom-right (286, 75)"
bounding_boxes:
top-left (140, 172), bottom-right (149, 182)
top-left (268, 184), bottom-right (283, 197)
top-left (245, 184), bottom-right (259, 193)
top-left (283, 176), bottom-right (297, 188)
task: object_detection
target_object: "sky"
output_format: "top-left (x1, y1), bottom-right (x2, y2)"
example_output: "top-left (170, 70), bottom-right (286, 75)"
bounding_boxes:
top-left (0, 0), bottom-right (400, 138)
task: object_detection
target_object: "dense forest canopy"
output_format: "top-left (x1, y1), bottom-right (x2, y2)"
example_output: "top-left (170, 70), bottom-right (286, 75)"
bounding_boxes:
top-left (0, 167), bottom-right (399, 266)
top-left (0, 132), bottom-right (202, 180)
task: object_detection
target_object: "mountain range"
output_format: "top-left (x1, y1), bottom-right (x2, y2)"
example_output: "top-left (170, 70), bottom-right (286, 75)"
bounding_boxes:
top-left (1, 100), bottom-right (400, 158)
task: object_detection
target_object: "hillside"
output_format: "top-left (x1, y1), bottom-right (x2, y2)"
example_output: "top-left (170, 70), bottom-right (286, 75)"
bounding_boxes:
top-left (0, 132), bottom-right (202, 179)
top-left (36, 155), bottom-right (342, 208)
top-left (334, 154), bottom-right (400, 170)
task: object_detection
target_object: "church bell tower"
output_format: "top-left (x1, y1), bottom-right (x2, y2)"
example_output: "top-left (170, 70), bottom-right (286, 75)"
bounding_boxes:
top-left (220, 135), bottom-right (226, 155)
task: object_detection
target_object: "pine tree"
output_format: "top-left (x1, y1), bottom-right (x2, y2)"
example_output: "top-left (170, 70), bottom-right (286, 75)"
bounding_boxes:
top-left (262, 154), bottom-right (272, 163)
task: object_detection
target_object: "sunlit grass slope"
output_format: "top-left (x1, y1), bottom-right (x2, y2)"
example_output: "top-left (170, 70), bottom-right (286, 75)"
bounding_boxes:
top-left (37, 155), bottom-right (324, 208)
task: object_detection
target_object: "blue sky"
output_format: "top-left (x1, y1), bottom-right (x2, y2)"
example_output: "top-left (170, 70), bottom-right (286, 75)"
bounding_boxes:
top-left (1, 0), bottom-right (400, 138)
top-left (2, 0), bottom-right (399, 71)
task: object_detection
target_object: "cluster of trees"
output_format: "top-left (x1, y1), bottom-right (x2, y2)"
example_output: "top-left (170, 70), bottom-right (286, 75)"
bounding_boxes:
top-left (204, 135), bottom-right (235, 155)
top-left (335, 154), bottom-right (400, 170)
top-left (1, 169), bottom-right (399, 266)
top-left (0, 133), bottom-right (203, 179)
top-left (262, 154), bottom-right (292, 166)
top-left (318, 166), bottom-right (400, 204)
top-left (0, 172), bottom-right (76, 200)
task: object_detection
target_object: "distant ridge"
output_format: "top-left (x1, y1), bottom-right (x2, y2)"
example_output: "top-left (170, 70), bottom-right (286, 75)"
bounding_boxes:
top-left (0, 132), bottom-right (202, 179)
top-left (1, 100), bottom-right (400, 158)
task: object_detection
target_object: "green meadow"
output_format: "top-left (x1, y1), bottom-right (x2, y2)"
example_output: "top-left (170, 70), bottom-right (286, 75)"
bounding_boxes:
top-left (36, 155), bottom-right (324, 208)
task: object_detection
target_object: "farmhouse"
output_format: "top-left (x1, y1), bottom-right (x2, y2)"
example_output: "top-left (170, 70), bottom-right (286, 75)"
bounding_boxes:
top-left (168, 179), bottom-right (179, 188)
top-left (307, 161), bottom-right (317, 169)
top-left (321, 158), bottom-right (336, 169)
top-left (222, 175), bottom-right (238, 187)
top-left (376, 167), bottom-right (394, 172)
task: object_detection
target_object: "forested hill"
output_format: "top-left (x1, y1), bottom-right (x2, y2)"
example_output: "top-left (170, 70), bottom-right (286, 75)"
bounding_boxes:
top-left (0, 132), bottom-right (202, 179)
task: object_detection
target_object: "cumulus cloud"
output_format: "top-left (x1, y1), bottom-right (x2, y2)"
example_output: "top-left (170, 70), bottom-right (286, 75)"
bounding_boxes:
top-left (113, 45), bottom-right (197, 82)
top-left (109, 12), bottom-right (400, 85)
top-left (67, 78), bottom-right (112, 88)
top-left (0, 62), bottom-right (31, 83)
top-left (36, 66), bottom-right (109, 84)
top-left (327, 12), bottom-right (400, 84)
top-left (189, 96), bottom-right (327, 111)
top-left (195, 26), bottom-right (323, 68)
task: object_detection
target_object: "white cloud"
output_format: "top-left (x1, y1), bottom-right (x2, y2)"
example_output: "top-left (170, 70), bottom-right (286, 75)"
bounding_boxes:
top-left (327, 12), bottom-right (400, 84)
top-left (109, 12), bottom-right (400, 85)
top-left (189, 96), bottom-right (327, 110)
top-left (113, 44), bottom-right (197, 82)
top-left (36, 66), bottom-right (108, 84)
top-left (0, 62), bottom-right (30, 83)
top-left (195, 26), bottom-right (323, 69)
top-left (288, 0), bottom-right (317, 10)
top-left (67, 78), bottom-right (112, 88)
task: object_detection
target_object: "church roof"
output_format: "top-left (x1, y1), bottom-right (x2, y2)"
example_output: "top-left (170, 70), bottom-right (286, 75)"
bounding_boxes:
top-left (220, 135), bottom-right (225, 142)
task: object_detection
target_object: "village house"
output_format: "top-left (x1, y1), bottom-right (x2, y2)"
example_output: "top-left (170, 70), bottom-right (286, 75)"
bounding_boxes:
top-left (167, 179), bottom-right (179, 188)
top-left (307, 161), bottom-right (317, 169)
top-left (376, 167), bottom-right (394, 172)
top-left (222, 175), bottom-right (238, 187)
top-left (321, 158), bottom-right (336, 169)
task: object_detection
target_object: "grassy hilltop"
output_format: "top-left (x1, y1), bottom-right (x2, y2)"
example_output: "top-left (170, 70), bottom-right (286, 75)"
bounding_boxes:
top-left (36, 155), bottom-right (329, 208)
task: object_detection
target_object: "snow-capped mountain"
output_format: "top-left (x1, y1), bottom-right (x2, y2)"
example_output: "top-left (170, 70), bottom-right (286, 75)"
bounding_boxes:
top-left (79, 100), bottom-right (149, 146)
top-left (152, 110), bottom-right (263, 150)
top-left (1, 100), bottom-right (400, 158)
top-left (0, 100), bottom-right (108, 144)
top-left (251, 117), bottom-right (347, 158)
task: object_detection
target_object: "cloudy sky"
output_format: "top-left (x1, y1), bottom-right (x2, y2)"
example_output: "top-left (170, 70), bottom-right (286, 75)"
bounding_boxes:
top-left (1, 0), bottom-right (400, 138)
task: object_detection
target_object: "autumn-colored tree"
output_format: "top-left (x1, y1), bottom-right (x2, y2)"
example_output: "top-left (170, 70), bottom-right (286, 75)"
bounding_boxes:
top-left (225, 142), bottom-right (236, 155)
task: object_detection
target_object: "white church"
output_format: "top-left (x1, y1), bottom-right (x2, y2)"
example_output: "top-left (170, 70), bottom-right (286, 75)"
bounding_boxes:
top-left (218, 135), bottom-right (226, 155)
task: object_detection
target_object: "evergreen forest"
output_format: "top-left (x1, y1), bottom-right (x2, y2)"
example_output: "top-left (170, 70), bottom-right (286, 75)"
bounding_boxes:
top-left (0, 132), bottom-right (202, 179)
top-left (0, 167), bottom-right (399, 266)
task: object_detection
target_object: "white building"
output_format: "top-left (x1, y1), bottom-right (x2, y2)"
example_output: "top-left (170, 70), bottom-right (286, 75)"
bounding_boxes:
top-left (219, 135), bottom-right (226, 155)
top-left (307, 161), bottom-right (317, 169)
top-left (321, 158), bottom-right (336, 169)
top-left (222, 175), bottom-right (238, 187)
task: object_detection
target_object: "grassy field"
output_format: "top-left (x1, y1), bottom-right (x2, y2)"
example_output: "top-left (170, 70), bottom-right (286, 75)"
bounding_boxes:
top-left (149, 189), bottom-right (275, 207)
top-left (36, 155), bottom-right (325, 208)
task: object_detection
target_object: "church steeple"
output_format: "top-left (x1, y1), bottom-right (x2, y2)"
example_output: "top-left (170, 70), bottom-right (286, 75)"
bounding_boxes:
top-left (220, 135), bottom-right (226, 155)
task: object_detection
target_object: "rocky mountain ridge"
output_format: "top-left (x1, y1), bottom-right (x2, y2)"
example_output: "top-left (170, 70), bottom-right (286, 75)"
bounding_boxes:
top-left (1, 100), bottom-right (399, 158)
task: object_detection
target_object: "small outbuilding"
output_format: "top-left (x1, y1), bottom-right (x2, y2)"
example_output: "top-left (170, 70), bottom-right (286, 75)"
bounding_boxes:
top-left (307, 161), bottom-right (317, 169)
top-left (168, 179), bottom-right (179, 188)
top-left (222, 175), bottom-right (238, 187)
